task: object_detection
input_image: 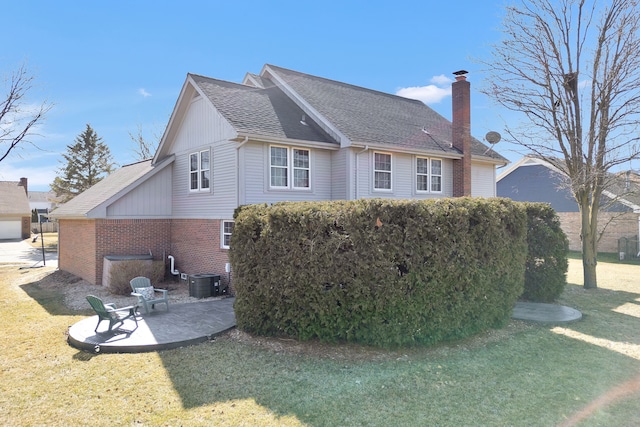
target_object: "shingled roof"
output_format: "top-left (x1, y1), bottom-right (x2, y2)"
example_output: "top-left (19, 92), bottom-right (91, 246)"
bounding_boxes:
top-left (190, 74), bottom-right (337, 144)
top-left (262, 65), bottom-right (505, 161)
top-left (187, 65), bottom-right (505, 162)
top-left (50, 158), bottom-right (172, 218)
top-left (0, 181), bottom-right (30, 217)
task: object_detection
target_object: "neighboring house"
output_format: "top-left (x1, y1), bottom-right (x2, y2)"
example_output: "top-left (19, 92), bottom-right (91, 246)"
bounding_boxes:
top-left (28, 191), bottom-right (59, 216)
top-left (497, 156), bottom-right (640, 254)
top-left (51, 64), bottom-right (507, 287)
top-left (0, 178), bottom-right (31, 240)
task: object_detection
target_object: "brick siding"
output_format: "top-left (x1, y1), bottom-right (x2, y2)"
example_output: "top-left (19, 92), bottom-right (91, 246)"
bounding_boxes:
top-left (94, 219), bottom-right (172, 285)
top-left (557, 211), bottom-right (639, 253)
top-left (169, 219), bottom-right (232, 291)
top-left (58, 219), bottom-right (97, 285)
top-left (58, 218), bottom-right (232, 290)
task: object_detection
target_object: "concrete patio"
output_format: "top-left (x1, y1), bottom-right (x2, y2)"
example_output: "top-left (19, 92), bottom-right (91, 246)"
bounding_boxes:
top-left (67, 296), bottom-right (582, 354)
top-left (67, 297), bottom-right (236, 353)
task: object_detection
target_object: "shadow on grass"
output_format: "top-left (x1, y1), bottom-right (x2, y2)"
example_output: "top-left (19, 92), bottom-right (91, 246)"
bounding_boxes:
top-left (152, 280), bottom-right (640, 425)
top-left (19, 271), bottom-right (92, 317)
top-left (558, 284), bottom-right (640, 346)
top-left (157, 324), bottom-right (640, 426)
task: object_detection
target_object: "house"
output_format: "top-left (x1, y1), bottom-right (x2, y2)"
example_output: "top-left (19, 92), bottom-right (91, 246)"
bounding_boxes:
top-left (51, 64), bottom-right (507, 287)
top-left (0, 178), bottom-right (31, 240)
top-left (497, 156), bottom-right (640, 254)
top-left (29, 191), bottom-right (59, 217)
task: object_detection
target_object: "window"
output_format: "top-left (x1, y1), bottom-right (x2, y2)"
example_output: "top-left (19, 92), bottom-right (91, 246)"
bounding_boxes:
top-left (293, 149), bottom-right (310, 188)
top-left (416, 157), bottom-right (442, 193)
top-left (430, 159), bottom-right (442, 192)
top-left (416, 157), bottom-right (429, 191)
top-left (270, 146), bottom-right (288, 187)
top-left (270, 146), bottom-right (310, 189)
top-left (374, 152), bottom-right (392, 190)
top-left (221, 220), bottom-right (234, 249)
top-left (190, 150), bottom-right (210, 191)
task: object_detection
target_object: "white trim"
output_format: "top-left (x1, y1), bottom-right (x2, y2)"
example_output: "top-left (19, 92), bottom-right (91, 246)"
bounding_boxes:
top-left (188, 149), bottom-right (211, 192)
top-left (373, 151), bottom-right (393, 192)
top-left (415, 156), bottom-right (443, 194)
top-left (221, 220), bottom-right (234, 249)
top-left (268, 145), bottom-right (312, 191)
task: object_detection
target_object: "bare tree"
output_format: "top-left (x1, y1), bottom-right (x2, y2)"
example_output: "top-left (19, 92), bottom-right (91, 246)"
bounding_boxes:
top-left (481, 0), bottom-right (640, 289)
top-left (129, 123), bottom-right (161, 161)
top-left (0, 63), bottom-right (51, 162)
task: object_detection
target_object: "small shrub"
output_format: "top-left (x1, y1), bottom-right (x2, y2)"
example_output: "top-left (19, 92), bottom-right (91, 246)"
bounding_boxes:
top-left (108, 260), bottom-right (165, 295)
top-left (522, 203), bottom-right (569, 302)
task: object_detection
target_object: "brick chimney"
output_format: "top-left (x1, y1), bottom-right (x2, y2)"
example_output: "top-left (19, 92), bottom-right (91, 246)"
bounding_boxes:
top-left (18, 177), bottom-right (28, 195)
top-left (452, 70), bottom-right (472, 197)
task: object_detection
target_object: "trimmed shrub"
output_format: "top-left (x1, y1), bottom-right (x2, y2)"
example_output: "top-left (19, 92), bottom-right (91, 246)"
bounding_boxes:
top-left (230, 198), bottom-right (529, 348)
top-left (108, 260), bottom-right (165, 295)
top-left (522, 203), bottom-right (569, 302)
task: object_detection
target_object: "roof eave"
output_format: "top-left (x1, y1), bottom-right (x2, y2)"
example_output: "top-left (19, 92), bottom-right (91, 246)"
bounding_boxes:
top-left (235, 132), bottom-right (340, 150)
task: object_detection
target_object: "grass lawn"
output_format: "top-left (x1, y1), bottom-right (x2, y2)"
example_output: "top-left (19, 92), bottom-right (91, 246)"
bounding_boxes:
top-left (27, 232), bottom-right (58, 251)
top-left (1, 259), bottom-right (639, 426)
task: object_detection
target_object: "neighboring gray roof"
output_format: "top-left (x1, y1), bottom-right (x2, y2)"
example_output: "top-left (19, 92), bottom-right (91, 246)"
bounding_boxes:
top-left (264, 65), bottom-right (506, 161)
top-left (50, 159), bottom-right (163, 218)
top-left (0, 181), bottom-right (30, 216)
top-left (190, 74), bottom-right (337, 144)
top-left (497, 156), bottom-right (640, 213)
top-left (28, 191), bottom-right (58, 204)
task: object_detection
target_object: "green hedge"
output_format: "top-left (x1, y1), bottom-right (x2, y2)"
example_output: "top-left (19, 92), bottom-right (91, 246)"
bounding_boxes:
top-left (522, 203), bottom-right (568, 302)
top-left (230, 198), bottom-right (530, 348)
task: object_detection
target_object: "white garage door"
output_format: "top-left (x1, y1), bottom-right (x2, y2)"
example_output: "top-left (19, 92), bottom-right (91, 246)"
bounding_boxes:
top-left (0, 220), bottom-right (22, 240)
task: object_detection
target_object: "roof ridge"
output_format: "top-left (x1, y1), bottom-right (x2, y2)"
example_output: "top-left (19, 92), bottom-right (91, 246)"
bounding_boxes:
top-left (189, 73), bottom-right (260, 91)
top-left (265, 64), bottom-right (426, 105)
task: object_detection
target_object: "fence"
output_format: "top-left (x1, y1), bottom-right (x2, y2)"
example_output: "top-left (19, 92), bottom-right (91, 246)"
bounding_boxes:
top-left (31, 222), bottom-right (58, 233)
top-left (618, 236), bottom-right (639, 259)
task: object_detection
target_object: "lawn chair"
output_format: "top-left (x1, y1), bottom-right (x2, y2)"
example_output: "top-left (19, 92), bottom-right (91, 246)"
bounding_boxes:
top-left (130, 276), bottom-right (169, 314)
top-left (86, 295), bottom-right (138, 333)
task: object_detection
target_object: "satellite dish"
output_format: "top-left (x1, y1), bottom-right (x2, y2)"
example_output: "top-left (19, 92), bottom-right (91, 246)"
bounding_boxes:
top-left (485, 131), bottom-right (501, 144)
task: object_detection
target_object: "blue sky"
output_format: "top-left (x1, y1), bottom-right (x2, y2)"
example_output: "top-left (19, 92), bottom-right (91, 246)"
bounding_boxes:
top-left (1, 0), bottom-right (522, 192)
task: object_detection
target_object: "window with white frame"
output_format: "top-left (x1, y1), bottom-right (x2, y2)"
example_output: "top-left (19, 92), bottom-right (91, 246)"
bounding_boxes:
top-left (430, 159), bottom-right (442, 192)
top-left (374, 152), bottom-right (392, 190)
top-left (269, 146), bottom-right (310, 189)
top-left (189, 150), bottom-right (210, 191)
top-left (416, 157), bottom-right (430, 192)
top-left (416, 157), bottom-right (442, 193)
top-left (221, 220), bottom-right (234, 249)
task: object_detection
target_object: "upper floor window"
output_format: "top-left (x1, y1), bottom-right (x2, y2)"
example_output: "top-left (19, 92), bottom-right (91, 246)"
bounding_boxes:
top-left (190, 150), bottom-right (210, 192)
top-left (374, 152), bottom-right (392, 190)
top-left (270, 146), bottom-right (310, 189)
top-left (221, 220), bottom-right (234, 249)
top-left (416, 157), bottom-right (442, 193)
top-left (430, 159), bottom-right (442, 192)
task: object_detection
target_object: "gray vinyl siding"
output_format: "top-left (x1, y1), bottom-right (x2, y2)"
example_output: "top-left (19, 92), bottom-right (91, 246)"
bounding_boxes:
top-left (331, 149), bottom-right (348, 200)
top-left (353, 149), bottom-right (453, 199)
top-left (171, 96), bottom-right (238, 219)
top-left (106, 166), bottom-right (173, 218)
top-left (242, 142), bottom-right (333, 204)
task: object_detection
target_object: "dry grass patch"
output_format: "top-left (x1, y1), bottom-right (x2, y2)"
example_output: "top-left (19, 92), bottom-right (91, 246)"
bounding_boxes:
top-left (1, 259), bottom-right (640, 426)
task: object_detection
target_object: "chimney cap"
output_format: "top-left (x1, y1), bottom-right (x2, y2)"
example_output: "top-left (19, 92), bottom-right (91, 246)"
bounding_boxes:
top-left (453, 70), bottom-right (468, 76)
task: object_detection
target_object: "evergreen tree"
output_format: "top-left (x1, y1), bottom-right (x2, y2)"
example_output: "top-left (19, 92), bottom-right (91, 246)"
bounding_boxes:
top-left (51, 124), bottom-right (115, 202)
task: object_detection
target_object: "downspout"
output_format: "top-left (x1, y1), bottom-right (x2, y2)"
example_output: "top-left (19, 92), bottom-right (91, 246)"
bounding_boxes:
top-left (236, 136), bottom-right (249, 207)
top-left (354, 145), bottom-right (369, 199)
top-left (167, 255), bottom-right (179, 276)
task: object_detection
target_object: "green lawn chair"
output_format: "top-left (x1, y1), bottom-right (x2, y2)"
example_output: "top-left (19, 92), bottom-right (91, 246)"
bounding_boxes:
top-left (130, 276), bottom-right (169, 314)
top-left (86, 295), bottom-right (138, 333)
